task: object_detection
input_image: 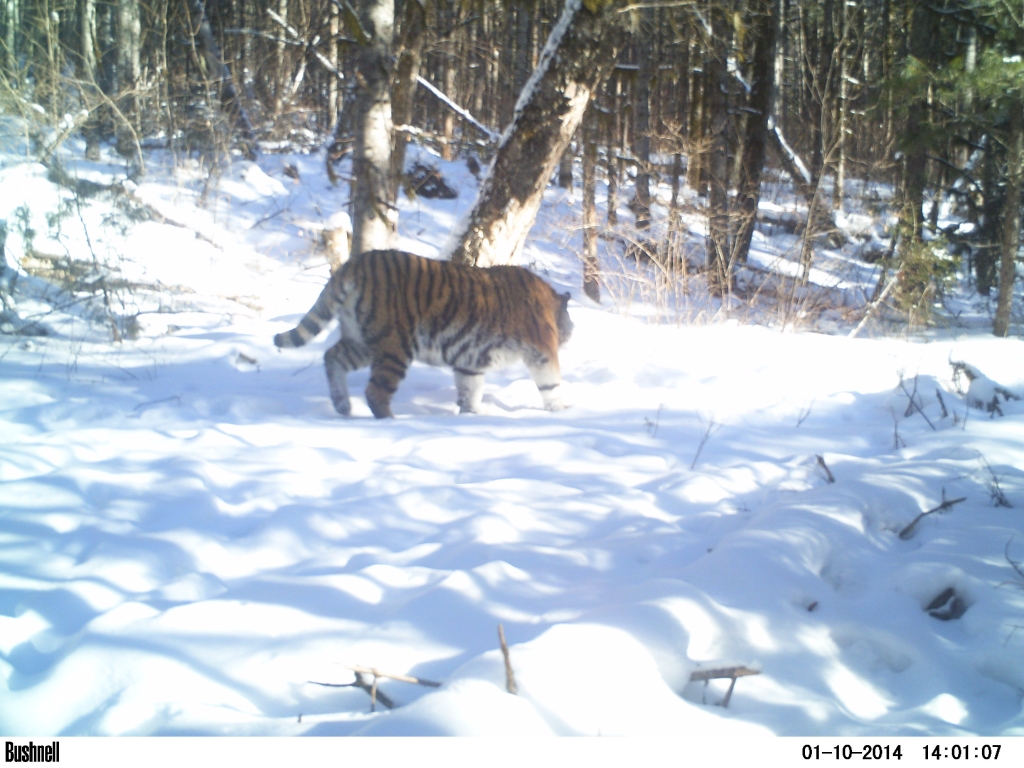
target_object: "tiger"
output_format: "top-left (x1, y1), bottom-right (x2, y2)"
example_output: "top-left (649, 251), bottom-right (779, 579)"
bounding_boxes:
top-left (274, 249), bottom-right (573, 418)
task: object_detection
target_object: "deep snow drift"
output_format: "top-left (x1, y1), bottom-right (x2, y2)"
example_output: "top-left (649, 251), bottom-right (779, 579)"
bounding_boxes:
top-left (1, 130), bottom-right (1023, 736)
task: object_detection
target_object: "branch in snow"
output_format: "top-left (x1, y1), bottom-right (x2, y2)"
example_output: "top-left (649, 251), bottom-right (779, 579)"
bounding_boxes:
top-left (898, 490), bottom-right (967, 540)
top-left (498, 624), bottom-right (518, 695)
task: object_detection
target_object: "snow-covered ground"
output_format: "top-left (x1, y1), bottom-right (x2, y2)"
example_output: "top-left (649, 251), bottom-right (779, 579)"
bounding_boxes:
top-left (1, 129), bottom-right (1023, 736)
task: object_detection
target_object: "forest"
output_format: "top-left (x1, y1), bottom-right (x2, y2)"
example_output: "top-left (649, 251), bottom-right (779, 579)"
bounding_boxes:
top-left (1, 0), bottom-right (1024, 741)
top-left (1, 0), bottom-right (1021, 334)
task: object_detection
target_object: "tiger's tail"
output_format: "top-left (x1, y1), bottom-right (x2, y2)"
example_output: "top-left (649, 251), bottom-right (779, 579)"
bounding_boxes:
top-left (274, 279), bottom-right (341, 348)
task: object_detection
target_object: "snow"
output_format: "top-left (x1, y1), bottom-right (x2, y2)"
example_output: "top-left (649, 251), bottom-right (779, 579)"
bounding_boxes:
top-left (0, 128), bottom-right (1023, 738)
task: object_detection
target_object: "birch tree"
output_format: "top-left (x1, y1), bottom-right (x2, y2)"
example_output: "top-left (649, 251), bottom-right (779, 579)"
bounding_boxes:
top-left (447, 0), bottom-right (630, 268)
top-left (350, 0), bottom-right (396, 255)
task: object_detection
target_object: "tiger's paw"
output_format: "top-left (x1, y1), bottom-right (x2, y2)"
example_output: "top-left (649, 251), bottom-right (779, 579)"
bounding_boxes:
top-left (331, 395), bottom-right (352, 416)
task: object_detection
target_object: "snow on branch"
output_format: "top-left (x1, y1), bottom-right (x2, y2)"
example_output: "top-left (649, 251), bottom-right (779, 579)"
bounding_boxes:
top-left (767, 115), bottom-right (812, 186)
top-left (416, 76), bottom-right (499, 142)
top-left (266, 9), bottom-right (345, 80)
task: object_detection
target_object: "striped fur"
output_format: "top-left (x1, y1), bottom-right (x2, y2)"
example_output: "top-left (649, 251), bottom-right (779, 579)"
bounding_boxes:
top-left (274, 249), bottom-right (573, 418)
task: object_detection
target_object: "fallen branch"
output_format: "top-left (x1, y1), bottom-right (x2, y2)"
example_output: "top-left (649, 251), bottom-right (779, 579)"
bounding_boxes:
top-left (848, 268), bottom-right (902, 339)
top-left (898, 491), bottom-right (967, 540)
top-left (689, 665), bottom-right (760, 708)
top-left (308, 673), bottom-right (396, 711)
top-left (308, 665), bottom-right (440, 713)
top-left (498, 623), bottom-right (518, 695)
top-left (346, 665), bottom-right (441, 688)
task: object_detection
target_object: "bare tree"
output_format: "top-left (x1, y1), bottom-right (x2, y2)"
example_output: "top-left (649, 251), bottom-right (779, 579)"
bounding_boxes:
top-left (733, 0), bottom-right (778, 266)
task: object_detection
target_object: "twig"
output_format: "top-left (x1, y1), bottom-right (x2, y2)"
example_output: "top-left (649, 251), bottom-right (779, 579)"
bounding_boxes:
top-left (691, 415), bottom-right (718, 470)
top-left (935, 388), bottom-right (949, 419)
top-left (498, 623), bottom-right (517, 695)
top-left (899, 377), bottom-right (936, 430)
top-left (796, 398), bottom-right (814, 427)
top-left (981, 456), bottom-right (1012, 508)
top-left (903, 375), bottom-right (920, 417)
top-left (815, 454), bottom-right (835, 484)
top-left (307, 674), bottom-right (396, 710)
top-left (130, 395), bottom-right (181, 416)
top-left (890, 407), bottom-right (905, 449)
top-left (898, 490), bottom-right (967, 540)
top-left (1006, 539), bottom-right (1024, 582)
top-left (644, 404), bottom-right (662, 437)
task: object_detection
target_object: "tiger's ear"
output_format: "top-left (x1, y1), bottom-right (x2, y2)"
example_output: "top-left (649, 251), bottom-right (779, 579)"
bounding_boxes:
top-left (560, 291), bottom-right (571, 307)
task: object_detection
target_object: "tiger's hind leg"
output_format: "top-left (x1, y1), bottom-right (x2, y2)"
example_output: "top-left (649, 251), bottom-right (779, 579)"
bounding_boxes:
top-left (454, 368), bottom-right (485, 414)
top-left (324, 338), bottom-right (371, 415)
top-left (524, 348), bottom-right (564, 411)
top-left (365, 341), bottom-right (410, 419)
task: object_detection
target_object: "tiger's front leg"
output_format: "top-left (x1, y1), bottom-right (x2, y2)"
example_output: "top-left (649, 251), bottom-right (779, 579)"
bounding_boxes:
top-left (324, 339), bottom-right (372, 415)
top-left (454, 368), bottom-right (485, 414)
top-left (525, 349), bottom-right (564, 411)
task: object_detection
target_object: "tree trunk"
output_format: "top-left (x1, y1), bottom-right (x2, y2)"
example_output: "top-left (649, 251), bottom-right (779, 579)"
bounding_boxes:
top-left (441, 55), bottom-right (457, 160)
top-left (79, 0), bottom-right (97, 81)
top-left (514, 1), bottom-right (532, 93)
top-left (272, 0), bottom-right (289, 120)
top-left (834, 0), bottom-right (851, 212)
top-left (686, 29), bottom-right (705, 193)
top-left (80, 0), bottom-right (102, 160)
top-left (901, 0), bottom-right (934, 242)
top-left (582, 110), bottom-right (600, 301)
top-left (350, 0), bottom-right (395, 255)
top-left (327, 1), bottom-right (340, 135)
top-left (994, 103), bottom-right (1022, 337)
top-left (4, 0), bottom-right (17, 74)
top-left (607, 153), bottom-right (619, 227)
top-left (447, 0), bottom-right (629, 268)
top-left (558, 141), bottom-right (574, 188)
top-left (115, 0), bottom-right (141, 156)
top-left (810, 0), bottom-right (833, 183)
top-left (733, 0), bottom-right (778, 266)
top-left (978, 143), bottom-right (1001, 295)
top-left (391, 0), bottom-right (426, 191)
top-left (705, 1), bottom-right (731, 295)
top-left (630, 7), bottom-right (654, 230)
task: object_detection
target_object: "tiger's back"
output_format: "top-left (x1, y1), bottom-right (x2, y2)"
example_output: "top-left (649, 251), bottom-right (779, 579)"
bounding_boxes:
top-left (274, 249), bottom-right (572, 418)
